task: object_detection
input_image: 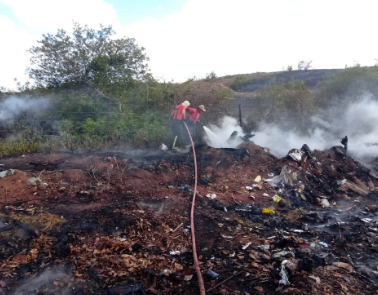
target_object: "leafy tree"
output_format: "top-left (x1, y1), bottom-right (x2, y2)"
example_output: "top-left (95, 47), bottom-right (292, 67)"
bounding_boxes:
top-left (204, 71), bottom-right (217, 81)
top-left (286, 65), bottom-right (293, 72)
top-left (231, 75), bottom-right (246, 89)
top-left (316, 65), bottom-right (378, 105)
top-left (28, 22), bottom-right (150, 97)
top-left (297, 60), bottom-right (312, 71)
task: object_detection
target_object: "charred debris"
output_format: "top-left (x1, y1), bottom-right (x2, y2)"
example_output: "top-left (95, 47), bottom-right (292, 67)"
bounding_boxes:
top-left (1, 140), bottom-right (378, 294)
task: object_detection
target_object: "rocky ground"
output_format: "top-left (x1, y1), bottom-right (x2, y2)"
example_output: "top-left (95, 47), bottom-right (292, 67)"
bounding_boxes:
top-left (1, 142), bottom-right (378, 294)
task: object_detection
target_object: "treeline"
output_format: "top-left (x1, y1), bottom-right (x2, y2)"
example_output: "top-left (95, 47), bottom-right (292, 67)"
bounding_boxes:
top-left (1, 22), bottom-right (378, 155)
top-left (0, 24), bottom-right (232, 154)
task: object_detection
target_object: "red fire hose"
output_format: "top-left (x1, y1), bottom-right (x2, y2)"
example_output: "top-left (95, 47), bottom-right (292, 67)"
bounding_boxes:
top-left (182, 122), bottom-right (206, 295)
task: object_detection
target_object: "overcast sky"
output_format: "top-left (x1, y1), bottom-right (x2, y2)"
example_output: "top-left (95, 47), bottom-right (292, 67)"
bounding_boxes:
top-left (0, 0), bottom-right (377, 89)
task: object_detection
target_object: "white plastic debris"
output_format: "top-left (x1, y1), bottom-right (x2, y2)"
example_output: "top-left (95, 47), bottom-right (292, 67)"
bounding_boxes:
top-left (0, 169), bottom-right (14, 178)
top-left (263, 193), bottom-right (269, 197)
top-left (169, 251), bottom-right (181, 255)
top-left (320, 199), bottom-right (330, 207)
top-left (245, 186), bottom-right (253, 190)
top-left (206, 194), bottom-right (217, 199)
top-left (279, 260), bottom-right (290, 285)
top-left (27, 177), bottom-right (42, 186)
top-left (242, 242), bottom-right (252, 250)
top-left (319, 242), bottom-right (328, 247)
top-left (159, 143), bottom-right (169, 151)
top-left (268, 173), bottom-right (274, 177)
top-left (288, 149), bottom-right (304, 162)
top-left (249, 195), bottom-right (255, 200)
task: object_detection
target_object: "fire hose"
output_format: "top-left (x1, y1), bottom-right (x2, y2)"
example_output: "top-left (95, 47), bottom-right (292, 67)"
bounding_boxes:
top-left (182, 121), bottom-right (206, 295)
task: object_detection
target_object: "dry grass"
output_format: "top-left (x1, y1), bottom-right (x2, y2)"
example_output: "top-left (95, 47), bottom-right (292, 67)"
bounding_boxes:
top-left (288, 208), bottom-right (306, 220)
top-left (2, 213), bottom-right (63, 233)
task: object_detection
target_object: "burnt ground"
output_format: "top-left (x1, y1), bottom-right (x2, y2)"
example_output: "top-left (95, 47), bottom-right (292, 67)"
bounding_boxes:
top-left (1, 142), bottom-right (378, 294)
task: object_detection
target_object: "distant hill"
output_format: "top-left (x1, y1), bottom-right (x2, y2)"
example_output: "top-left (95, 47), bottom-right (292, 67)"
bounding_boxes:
top-left (218, 69), bottom-right (342, 92)
top-left (207, 69), bottom-right (344, 114)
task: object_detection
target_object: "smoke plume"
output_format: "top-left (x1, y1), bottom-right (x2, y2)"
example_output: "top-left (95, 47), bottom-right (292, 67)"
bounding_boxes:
top-left (204, 95), bottom-right (378, 161)
top-left (0, 96), bottom-right (51, 121)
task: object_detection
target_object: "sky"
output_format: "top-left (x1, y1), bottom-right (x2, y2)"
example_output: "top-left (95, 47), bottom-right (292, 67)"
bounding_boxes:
top-left (0, 0), bottom-right (378, 89)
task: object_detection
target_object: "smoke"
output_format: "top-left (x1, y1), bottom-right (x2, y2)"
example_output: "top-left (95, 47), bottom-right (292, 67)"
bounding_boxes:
top-left (204, 95), bottom-right (378, 161)
top-left (253, 95), bottom-right (378, 158)
top-left (204, 116), bottom-right (245, 148)
top-left (12, 266), bottom-right (71, 295)
top-left (0, 96), bottom-right (51, 121)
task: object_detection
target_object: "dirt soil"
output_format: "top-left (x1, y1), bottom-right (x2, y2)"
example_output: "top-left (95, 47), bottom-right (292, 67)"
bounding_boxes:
top-left (0, 142), bottom-right (378, 294)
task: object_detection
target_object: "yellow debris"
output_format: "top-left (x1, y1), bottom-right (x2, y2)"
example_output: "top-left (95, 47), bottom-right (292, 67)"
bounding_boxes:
top-left (272, 195), bottom-right (282, 203)
top-left (254, 175), bottom-right (261, 183)
top-left (262, 208), bottom-right (275, 214)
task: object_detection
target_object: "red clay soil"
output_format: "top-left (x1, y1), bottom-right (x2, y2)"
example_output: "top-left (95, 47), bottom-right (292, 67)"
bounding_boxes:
top-left (0, 142), bottom-right (377, 294)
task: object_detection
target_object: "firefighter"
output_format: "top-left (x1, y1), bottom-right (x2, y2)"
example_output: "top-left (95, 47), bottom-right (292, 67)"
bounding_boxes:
top-left (171, 101), bottom-right (190, 150)
top-left (186, 105), bottom-right (206, 140)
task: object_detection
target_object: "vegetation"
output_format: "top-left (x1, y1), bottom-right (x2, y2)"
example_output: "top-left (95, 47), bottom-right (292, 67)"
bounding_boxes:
top-left (2, 22), bottom-right (378, 156)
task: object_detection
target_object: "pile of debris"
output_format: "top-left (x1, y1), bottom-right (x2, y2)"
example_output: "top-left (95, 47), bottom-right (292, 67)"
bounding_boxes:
top-left (0, 142), bottom-right (377, 294)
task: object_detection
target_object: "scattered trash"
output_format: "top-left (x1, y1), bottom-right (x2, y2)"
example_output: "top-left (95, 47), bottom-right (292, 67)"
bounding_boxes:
top-left (288, 149), bottom-right (304, 162)
top-left (319, 242), bottom-right (328, 248)
top-left (262, 193), bottom-right (269, 197)
top-left (249, 195), bottom-right (255, 200)
top-left (279, 165), bottom-right (298, 186)
top-left (262, 208), bottom-right (275, 214)
top-left (159, 143), bottom-right (169, 151)
top-left (169, 251), bottom-right (181, 255)
top-left (0, 169), bottom-right (14, 178)
top-left (273, 251), bottom-right (295, 261)
top-left (337, 179), bottom-right (347, 185)
top-left (278, 260), bottom-right (290, 285)
top-left (206, 270), bottom-right (220, 279)
top-left (242, 242), bottom-right (251, 250)
top-left (320, 199), bottom-right (330, 207)
top-left (268, 173), bottom-right (274, 177)
top-left (272, 194), bottom-right (282, 203)
top-left (245, 186), bottom-right (253, 191)
top-left (206, 193), bottom-right (217, 199)
top-left (253, 175), bottom-right (261, 183)
top-left (184, 275), bottom-right (193, 281)
top-left (27, 177), bottom-right (43, 186)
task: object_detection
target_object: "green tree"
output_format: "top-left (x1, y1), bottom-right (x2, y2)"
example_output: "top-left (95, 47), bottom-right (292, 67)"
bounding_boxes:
top-left (28, 22), bottom-right (150, 95)
top-left (231, 75), bottom-right (246, 89)
top-left (204, 71), bottom-right (217, 81)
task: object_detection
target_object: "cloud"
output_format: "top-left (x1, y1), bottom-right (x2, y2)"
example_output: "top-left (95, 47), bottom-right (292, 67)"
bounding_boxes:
top-left (0, 0), bottom-right (120, 89)
top-left (124, 0), bottom-right (378, 81)
top-left (1, 0), bottom-right (378, 88)
top-left (0, 15), bottom-right (36, 89)
top-left (0, 0), bottom-right (118, 31)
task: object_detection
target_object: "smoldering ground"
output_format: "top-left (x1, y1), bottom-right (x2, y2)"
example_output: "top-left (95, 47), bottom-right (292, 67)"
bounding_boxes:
top-left (12, 266), bottom-right (71, 295)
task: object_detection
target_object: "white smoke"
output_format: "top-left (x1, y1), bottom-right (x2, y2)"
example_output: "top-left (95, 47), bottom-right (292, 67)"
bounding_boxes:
top-left (253, 95), bottom-right (378, 158)
top-left (0, 96), bottom-right (51, 121)
top-left (204, 96), bottom-right (378, 160)
top-left (204, 116), bottom-right (245, 148)
top-left (12, 266), bottom-right (71, 295)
